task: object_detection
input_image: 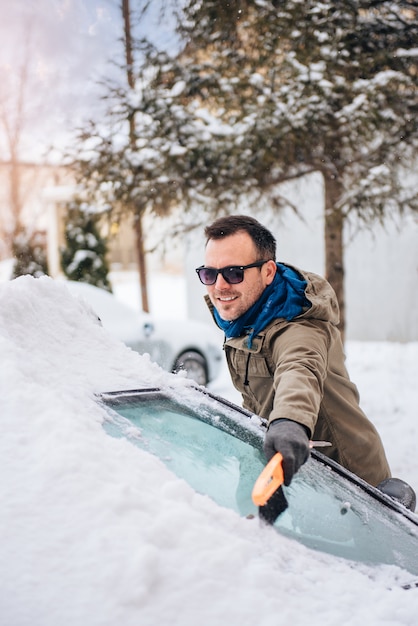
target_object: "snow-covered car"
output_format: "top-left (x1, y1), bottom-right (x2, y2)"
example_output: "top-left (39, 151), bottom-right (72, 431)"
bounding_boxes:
top-left (3, 275), bottom-right (418, 624)
top-left (64, 280), bottom-right (223, 386)
top-left (102, 386), bottom-right (418, 582)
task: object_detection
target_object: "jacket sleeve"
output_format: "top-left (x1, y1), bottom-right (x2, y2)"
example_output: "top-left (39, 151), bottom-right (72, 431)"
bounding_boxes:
top-left (268, 318), bottom-right (332, 436)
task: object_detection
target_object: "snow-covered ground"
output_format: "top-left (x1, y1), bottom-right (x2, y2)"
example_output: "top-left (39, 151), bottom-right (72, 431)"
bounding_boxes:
top-left (1, 273), bottom-right (418, 626)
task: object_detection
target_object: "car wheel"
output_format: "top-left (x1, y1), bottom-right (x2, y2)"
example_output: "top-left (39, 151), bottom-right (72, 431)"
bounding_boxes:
top-left (173, 350), bottom-right (208, 386)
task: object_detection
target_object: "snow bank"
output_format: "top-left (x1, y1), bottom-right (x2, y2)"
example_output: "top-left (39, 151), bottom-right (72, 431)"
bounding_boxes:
top-left (1, 276), bottom-right (418, 626)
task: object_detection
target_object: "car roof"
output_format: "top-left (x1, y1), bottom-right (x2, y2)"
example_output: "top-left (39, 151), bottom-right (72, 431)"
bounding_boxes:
top-left (64, 281), bottom-right (149, 343)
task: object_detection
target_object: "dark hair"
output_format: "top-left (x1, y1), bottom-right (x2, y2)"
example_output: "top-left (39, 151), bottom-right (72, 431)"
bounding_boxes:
top-left (204, 215), bottom-right (276, 260)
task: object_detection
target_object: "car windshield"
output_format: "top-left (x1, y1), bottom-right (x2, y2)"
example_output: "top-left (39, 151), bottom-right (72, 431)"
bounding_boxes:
top-left (102, 389), bottom-right (418, 576)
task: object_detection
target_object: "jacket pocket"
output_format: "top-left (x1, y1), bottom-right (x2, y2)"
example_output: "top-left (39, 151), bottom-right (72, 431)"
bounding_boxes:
top-left (231, 351), bottom-right (272, 380)
top-left (232, 351), bottom-right (273, 414)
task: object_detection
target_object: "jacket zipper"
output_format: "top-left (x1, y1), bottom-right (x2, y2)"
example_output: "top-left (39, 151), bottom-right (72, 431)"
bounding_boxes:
top-left (244, 352), bottom-right (251, 386)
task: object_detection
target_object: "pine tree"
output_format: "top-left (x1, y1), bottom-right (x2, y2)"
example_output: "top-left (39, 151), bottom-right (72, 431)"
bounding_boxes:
top-left (68, 0), bottom-right (418, 334)
top-left (12, 229), bottom-right (49, 278)
top-left (60, 201), bottom-right (112, 292)
top-left (131, 0), bottom-right (418, 333)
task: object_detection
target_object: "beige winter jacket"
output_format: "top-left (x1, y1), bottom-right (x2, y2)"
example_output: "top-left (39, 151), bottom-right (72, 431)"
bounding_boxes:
top-left (205, 265), bottom-right (391, 487)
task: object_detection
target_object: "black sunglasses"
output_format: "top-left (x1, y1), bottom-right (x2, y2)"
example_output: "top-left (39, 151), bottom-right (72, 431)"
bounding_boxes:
top-left (195, 260), bottom-right (268, 285)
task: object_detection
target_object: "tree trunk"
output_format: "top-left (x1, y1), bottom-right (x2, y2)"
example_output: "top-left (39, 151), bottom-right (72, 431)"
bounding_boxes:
top-left (122, 0), bottom-right (150, 312)
top-left (135, 215), bottom-right (149, 312)
top-left (10, 155), bottom-right (23, 239)
top-left (323, 174), bottom-right (345, 340)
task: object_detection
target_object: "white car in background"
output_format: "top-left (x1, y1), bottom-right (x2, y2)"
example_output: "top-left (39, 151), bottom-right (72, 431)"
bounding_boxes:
top-left (64, 280), bottom-right (223, 386)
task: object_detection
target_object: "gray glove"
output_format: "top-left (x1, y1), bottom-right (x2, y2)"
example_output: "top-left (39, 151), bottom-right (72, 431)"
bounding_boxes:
top-left (263, 419), bottom-right (310, 486)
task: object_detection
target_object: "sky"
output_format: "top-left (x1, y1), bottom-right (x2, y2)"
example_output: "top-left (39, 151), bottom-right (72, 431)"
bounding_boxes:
top-left (1, 270), bottom-right (418, 625)
top-left (0, 0), bottom-right (179, 162)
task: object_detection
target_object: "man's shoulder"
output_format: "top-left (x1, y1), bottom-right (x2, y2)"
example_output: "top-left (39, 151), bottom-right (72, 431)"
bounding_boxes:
top-left (281, 264), bottom-right (340, 326)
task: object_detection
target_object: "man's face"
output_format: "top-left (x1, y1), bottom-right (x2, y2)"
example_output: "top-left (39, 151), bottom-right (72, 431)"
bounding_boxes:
top-left (204, 231), bottom-right (276, 321)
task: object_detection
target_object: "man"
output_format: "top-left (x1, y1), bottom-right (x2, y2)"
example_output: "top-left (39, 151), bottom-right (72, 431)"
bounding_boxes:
top-left (196, 214), bottom-right (391, 488)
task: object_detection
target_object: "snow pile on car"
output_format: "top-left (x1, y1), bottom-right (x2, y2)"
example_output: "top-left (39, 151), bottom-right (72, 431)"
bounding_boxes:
top-left (0, 275), bottom-right (416, 626)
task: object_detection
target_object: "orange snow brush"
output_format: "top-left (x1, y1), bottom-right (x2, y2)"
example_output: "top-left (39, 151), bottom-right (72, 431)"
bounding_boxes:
top-left (252, 452), bottom-right (288, 524)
